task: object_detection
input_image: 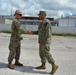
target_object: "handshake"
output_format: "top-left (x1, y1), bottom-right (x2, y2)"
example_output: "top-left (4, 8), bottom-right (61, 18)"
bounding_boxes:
top-left (28, 30), bottom-right (38, 34)
top-left (28, 30), bottom-right (33, 34)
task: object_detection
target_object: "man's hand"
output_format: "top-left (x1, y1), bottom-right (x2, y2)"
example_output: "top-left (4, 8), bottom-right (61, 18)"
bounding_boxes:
top-left (28, 30), bottom-right (33, 34)
top-left (40, 41), bottom-right (45, 46)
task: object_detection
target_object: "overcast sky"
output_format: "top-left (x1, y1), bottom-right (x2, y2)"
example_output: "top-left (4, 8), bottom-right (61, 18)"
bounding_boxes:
top-left (0, 0), bottom-right (76, 18)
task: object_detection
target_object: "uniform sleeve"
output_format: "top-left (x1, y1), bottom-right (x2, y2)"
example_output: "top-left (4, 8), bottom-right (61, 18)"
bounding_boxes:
top-left (14, 21), bottom-right (29, 34)
top-left (20, 26), bottom-right (30, 34)
top-left (13, 20), bottom-right (21, 31)
top-left (43, 22), bottom-right (52, 43)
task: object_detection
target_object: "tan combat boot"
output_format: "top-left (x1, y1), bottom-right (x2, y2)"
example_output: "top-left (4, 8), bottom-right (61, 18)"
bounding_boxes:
top-left (8, 63), bottom-right (14, 69)
top-left (50, 63), bottom-right (58, 74)
top-left (36, 63), bottom-right (46, 69)
top-left (15, 60), bottom-right (23, 66)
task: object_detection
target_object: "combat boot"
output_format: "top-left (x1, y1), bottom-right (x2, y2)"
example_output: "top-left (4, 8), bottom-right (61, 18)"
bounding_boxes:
top-left (36, 63), bottom-right (46, 69)
top-left (50, 63), bottom-right (58, 74)
top-left (8, 63), bottom-right (14, 69)
top-left (15, 60), bottom-right (23, 66)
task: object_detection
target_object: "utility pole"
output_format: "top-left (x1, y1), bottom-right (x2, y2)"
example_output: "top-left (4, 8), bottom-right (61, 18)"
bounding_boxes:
top-left (11, 9), bottom-right (12, 20)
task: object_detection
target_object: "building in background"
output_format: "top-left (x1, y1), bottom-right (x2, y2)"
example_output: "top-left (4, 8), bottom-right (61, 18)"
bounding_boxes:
top-left (0, 15), bottom-right (14, 20)
top-left (20, 16), bottom-right (54, 30)
top-left (0, 15), bottom-right (76, 34)
top-left (0, 15), bottom-right (54, 31)
top-left (0, 15), bottom-right (54, 25)
top-left (55, 16), bottom-right (76, 27)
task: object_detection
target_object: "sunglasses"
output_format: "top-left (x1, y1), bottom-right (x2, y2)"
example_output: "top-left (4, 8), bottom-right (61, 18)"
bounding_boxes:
top-left (17, 14), bottom-right (22, 16)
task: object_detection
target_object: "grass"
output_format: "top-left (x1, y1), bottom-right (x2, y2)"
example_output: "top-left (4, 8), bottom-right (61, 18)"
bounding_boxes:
top-left (0, 30), bottom-right (28, 34)
top-left (52, 33), bottom-right (76, 37)
top-left (0, 30), bottom-right (12, 33)
top-left (0, 30), bottom-right (76, 37)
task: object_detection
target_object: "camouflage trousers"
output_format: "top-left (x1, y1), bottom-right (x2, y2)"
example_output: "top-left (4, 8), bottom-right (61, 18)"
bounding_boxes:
top-left (39, 43), bottom-right (55, 64)
top-left (8, 41), bottom-right (21, 63)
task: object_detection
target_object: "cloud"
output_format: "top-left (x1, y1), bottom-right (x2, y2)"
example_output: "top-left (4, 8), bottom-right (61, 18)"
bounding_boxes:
top-left (0, 0), bottom-right (76, 18)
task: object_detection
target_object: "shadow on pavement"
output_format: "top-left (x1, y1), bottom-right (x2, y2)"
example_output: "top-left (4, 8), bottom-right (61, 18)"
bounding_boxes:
top-left (15, 65), bottom-right (48, 74)
top-left (0, 62), bottom-right (49, 74)
top-left (0, 62), bottom-right (8, 68)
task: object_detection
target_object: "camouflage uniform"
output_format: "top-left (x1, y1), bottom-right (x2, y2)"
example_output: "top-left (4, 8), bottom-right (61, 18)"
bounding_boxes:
top-left (38, 18), bottom-right (55, 64)
top-left (8, 19), bottom-right (27, 63)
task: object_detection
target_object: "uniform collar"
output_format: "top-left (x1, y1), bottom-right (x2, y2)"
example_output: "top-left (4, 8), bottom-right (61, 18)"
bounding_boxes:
top-left (42, 18), bottom-right (46, 23)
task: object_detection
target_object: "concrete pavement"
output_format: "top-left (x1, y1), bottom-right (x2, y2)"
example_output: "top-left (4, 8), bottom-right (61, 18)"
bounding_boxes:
top-left (0, 33), bottom-right (76, 75)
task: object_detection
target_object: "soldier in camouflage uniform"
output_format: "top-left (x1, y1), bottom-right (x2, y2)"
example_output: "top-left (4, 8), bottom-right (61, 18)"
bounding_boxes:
top-left (34, 11), bottom-right (58, 74)
top-left (8, 10), bottom-right (31, 69)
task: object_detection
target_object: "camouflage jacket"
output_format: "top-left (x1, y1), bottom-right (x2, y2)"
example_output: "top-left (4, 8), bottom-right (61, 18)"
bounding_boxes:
top-left (10, 19), bottom-right (27, 43)
top-left (38, 18), bottom-right (52, 44)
